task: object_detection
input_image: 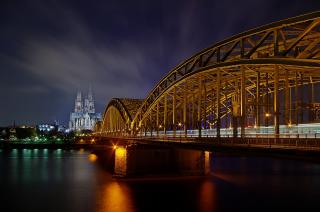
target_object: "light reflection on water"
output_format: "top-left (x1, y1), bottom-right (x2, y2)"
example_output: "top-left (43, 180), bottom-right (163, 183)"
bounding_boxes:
top-left (198, 180), bottom-right (216, 212)
top-left (88, 153), bottom-right (98, 162)
top-left (1, 148), bottom-right (320, 211)
top-left (97, 182), bottom-right (134, 212)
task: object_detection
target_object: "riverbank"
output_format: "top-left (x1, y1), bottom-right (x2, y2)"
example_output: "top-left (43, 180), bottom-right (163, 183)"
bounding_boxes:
top-left (0, 142), bottom-right (110, 150)
top-left (2, 138), bottom-right (320, 163)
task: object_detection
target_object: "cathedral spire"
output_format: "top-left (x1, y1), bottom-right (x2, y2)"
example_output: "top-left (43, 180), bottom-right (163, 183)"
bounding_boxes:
top-left (88, 85), bottom-right (93, 101)
top-left (76, 91), bottom-right (82, 101)
top-left (87, 86), bottom-right (95, 113)
top-left (75, 91), bottom-right (83, 112)
top-left (69, 87), bottom-right (101, 131)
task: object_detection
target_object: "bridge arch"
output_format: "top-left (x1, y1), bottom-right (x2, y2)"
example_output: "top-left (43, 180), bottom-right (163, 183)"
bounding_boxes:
top-left (100, 98), bottom-right (143, 136)
top-left (103, 12), bottom-right (320, 138)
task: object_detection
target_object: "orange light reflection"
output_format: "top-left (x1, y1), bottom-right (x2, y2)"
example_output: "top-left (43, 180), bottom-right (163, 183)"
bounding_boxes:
top-left (88, 154), bottom-right (98, 162)
top-left (97, 182), bottom-right (134, 212)
top-left (199, 180), bottom-right (217, 212)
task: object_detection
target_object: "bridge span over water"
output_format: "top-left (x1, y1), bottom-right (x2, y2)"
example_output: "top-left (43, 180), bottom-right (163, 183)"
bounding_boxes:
top-left (98, 12), bottom-right (320, 146)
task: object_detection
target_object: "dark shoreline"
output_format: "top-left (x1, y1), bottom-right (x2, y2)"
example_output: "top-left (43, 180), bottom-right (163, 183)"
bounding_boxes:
top-left (1, 141), bottom-right (320, 163)
top-left (0, 143), bottom-right (111, 150)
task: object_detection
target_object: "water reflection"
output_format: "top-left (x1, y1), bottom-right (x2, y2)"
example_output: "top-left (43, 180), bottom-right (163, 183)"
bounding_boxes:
top-left (97, 182), bottom-right (134, 212)
top-left (113, 145), bottom-right (211, 177)
top-left (1, 147), bottom-right (320, 211)
top-left (198, 180), bottom-right (216, 212)
top-left (114, 147), bottom-right (127, 177)
top-left (88, 153), bottom-right (98, 162)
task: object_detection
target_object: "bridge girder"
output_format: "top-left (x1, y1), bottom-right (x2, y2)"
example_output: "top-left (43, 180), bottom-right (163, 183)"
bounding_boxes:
top-left (102, 12), bottom-right (320, 138)
top-left (101, 98), bottom-right (143, 136)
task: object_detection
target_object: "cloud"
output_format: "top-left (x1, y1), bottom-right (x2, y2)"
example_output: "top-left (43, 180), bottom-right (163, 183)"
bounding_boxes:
top-left (9, 5), bottom-right (154, 103)
top-left (19, 37), bottom-right (146, 94)
top-left (1, 0), bottom-right (319, 126)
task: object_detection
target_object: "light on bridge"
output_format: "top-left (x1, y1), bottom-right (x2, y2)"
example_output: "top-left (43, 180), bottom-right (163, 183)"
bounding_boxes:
top-left (115, 147), bottom-right (126, 158)
top-left (265, 113), bottom-right (271, 117)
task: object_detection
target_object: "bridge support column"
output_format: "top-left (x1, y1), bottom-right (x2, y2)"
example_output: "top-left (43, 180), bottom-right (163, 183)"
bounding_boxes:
top-left (232, 81), bottom-right (239, 138)
top-left (274, 65), bottom-right (280, 137)
top-left (203, 82), bottom-right (207, 132)
top-left (156, 102), bottom-right (159, 136)
top-left (144, 119), bottom-right (147, 137)
top-left (164, 94), bottom-right (167, 136)
top-left (240, 66), bottom-right (246, 138)
top-left (256, 71), bottom-right (260, 132)
top-left (300, 73), bottom-right (304, 124)
top-left (150, 112), bottom-right (153, 137)
top-left (198, 77), bottom-right (202, 138)
top-left (216, 69), bottom-right (221, 138)
top-left (285, 70), bottom-right (290, 128)
top-left (183, 86), bottom-right (187, 137)
top-left (192, 94), bottom-right (195, 132)
top-left (264, 73), bottom-right (270, 129)
top-left (309, 78), bottom-right (314, 122)
top-left (232, 116), bottom-right (238, 138)
top-left (295, 71), bottom-right (299, 131)
top-left (173, 87), bottom-right (176, 137)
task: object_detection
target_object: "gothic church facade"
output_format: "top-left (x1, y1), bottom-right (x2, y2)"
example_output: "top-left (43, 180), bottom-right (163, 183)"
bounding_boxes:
top-left (69, 89), bottom-right (101, 131)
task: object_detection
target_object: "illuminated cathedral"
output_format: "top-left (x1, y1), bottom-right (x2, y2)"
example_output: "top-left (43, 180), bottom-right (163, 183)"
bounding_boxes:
top-left (69, 88), bottom-right (101, 131)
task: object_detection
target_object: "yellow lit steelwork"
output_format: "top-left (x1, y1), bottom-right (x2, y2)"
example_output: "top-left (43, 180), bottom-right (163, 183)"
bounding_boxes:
top-left (99, 12), bottom-right (320, 138)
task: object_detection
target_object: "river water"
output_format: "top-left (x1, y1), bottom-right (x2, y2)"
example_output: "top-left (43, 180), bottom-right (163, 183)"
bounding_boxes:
top-left (0, 148), bottom-right (320, 212)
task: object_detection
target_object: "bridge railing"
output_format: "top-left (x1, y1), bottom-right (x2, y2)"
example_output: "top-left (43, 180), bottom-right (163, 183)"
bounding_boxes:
top-left (96, 133), bottom-right (320, 150)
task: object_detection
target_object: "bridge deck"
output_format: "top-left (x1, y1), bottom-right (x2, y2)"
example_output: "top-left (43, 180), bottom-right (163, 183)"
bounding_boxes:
top-left (93, 135), bottom-right (320, 153)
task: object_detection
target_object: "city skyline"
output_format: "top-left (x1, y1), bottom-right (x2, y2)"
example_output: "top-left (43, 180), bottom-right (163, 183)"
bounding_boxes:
top-left (1, 0), bottom-right (320, 126)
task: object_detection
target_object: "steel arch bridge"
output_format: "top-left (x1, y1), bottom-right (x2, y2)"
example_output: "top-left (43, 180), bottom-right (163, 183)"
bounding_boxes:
top-left (100, 12), bottom-right (320, 139)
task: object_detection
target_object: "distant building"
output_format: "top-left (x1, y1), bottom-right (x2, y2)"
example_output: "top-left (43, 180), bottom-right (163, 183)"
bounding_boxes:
top-left (37, 124), bottom-right (56, 133)
top-left (69, 88), bottom-right (101, 131)
top-left (0, 125), bottom-right (36, 141)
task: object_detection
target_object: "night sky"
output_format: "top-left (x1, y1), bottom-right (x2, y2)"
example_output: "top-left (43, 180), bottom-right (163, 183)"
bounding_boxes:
top-left (0, 0), bottom-right (319, 126)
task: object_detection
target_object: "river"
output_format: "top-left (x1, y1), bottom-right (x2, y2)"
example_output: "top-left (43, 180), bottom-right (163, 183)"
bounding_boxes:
top-left (0, 147), bottom-right (320, 211)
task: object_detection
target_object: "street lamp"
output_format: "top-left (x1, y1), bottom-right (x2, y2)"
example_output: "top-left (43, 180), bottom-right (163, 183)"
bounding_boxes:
top-left (265, 112), bottom-right (271, 136)
top-left (178, 122), bottom-right (182, 141)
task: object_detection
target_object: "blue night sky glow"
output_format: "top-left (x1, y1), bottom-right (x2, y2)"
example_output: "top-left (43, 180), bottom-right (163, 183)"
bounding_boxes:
top-left (0, 0), bottom-right (319, 126)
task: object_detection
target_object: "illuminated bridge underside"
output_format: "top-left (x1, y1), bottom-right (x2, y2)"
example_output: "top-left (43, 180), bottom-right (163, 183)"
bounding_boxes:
top-left (102, 98), bottom-right (143, 135)
top-left (102, 12), bottom-right (320, 138)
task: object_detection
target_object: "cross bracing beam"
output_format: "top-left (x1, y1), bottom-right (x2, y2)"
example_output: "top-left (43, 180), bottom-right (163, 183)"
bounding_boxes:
top-left (100, 12), bottom-right (320, 138)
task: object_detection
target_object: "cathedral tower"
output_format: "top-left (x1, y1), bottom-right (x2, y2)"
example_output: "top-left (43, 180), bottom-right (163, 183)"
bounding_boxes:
top-left (87, 87), bottom-right (95, 113)
top-left (69, 88), bottom-right (101, 131)
top-left (75, 91), bottom-right (83, 112)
